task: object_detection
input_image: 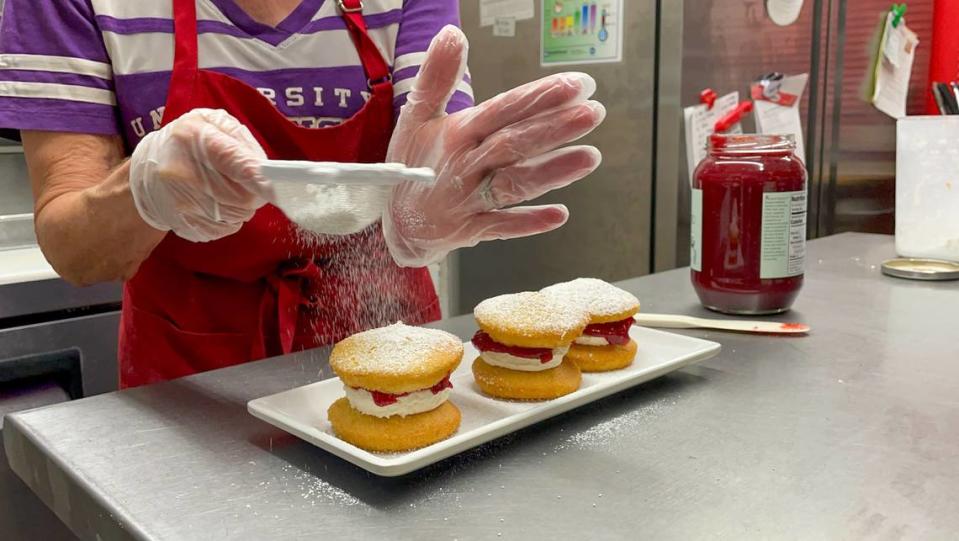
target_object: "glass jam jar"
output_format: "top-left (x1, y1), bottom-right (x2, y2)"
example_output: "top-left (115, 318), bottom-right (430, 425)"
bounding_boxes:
top-left (690, 134), bottom-right (807, 314)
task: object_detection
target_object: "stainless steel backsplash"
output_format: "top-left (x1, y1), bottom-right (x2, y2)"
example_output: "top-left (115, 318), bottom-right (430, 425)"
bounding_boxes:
top-left (0, 150), bottom-right (32, 216)
top-left (0, 151), bottom-right (32, 216)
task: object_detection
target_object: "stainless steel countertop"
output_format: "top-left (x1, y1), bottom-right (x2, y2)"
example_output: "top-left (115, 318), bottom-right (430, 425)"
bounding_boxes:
top-left (5, 233), bottom-right (958, 540)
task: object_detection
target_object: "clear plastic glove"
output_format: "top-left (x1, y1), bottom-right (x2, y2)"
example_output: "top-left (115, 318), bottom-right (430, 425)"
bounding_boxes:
top-left (384, 25), bottom-right (606, 267)
top-left (129, 108), bottom-right (271, 243)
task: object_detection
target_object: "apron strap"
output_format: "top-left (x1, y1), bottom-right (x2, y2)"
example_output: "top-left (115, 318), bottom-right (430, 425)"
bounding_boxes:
top-left (165, 0), bottom-right (200, 123)
top-left (337, 0), bottom-right (392, 85)
top-left (260, 260), bottom-right (325, 355)
top-left (166, 0), bottom-right (390, 105)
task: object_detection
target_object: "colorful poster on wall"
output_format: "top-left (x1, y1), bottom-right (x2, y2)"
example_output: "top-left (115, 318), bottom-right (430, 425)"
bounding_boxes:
top-left (541, 0), bottom-right (623, 66)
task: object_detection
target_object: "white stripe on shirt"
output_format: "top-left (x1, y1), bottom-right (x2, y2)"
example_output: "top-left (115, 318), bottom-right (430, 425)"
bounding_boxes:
top-left (0, 54), bottom-right (113, 79)
top-left (102, 25), bottom-right (399, 75)
top-left (91, 0), bottom-right (231, 21)
top-left (91, 0), bottom-right (402, 22)
top-left (0, 81), bottom-right (116, 105)
top-left (310, 0), bottom-right (402, 19)
top-left (393, 53), bottom-right (472, 81)
top-left (393, 52), bottom-right (426, 72)
top-left (91, 0), bottom-right (171, 19)
top-left (392, 78), bottom-right (474, 99)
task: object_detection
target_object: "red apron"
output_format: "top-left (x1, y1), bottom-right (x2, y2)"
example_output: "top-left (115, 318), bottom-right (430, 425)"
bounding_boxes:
top-left (118, 0), bottom-right (440, 388)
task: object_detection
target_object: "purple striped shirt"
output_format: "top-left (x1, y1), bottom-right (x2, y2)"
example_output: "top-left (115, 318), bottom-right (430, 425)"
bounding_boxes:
top-left (0, 0), bottom-right (473, 148)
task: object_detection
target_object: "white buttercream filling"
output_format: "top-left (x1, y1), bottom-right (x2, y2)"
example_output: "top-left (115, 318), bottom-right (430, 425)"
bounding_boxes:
top-left (480, 345), bottom-right (568, 372)
top-left (574, 335), bottom-right (610, 346)
top-left (344, 385), bottom-right (451, 418)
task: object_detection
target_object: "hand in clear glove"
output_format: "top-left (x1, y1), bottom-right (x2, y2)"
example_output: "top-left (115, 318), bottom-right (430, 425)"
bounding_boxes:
top-left (384, 25), bottom-right (606, 267)
top-left (129, 108), bottom-right (272, 243)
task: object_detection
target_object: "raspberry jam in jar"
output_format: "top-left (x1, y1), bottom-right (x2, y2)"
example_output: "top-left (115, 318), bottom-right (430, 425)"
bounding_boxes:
top-left (690, 134), bottom-right (807, 314)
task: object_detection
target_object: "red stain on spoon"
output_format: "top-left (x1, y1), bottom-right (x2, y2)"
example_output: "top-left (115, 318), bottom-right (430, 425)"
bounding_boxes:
top-left (780, 323), bottom-right (810, 332)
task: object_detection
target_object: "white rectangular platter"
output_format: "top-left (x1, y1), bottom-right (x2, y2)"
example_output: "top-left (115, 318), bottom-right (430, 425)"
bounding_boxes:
top-left (248, 325), bottom-right (720, 477)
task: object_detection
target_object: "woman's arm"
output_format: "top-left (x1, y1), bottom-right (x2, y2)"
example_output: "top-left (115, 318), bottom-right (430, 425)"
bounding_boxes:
top-left (23, 109), bottom-right (273, 286)
top-left (23, 130), bottom-right (166, 286)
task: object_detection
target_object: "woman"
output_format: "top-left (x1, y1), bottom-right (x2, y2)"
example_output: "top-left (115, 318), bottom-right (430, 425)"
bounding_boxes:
top-left (0, 0), bottom-right (604, 387)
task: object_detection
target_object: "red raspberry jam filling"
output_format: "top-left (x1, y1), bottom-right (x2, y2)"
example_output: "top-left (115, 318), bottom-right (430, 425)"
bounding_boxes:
top-left (365, 374), bottom-right (453, 407)
top-left (581, 317), bottom-right (634, 346)
top-left (471, 331), bottom-right (555, 363)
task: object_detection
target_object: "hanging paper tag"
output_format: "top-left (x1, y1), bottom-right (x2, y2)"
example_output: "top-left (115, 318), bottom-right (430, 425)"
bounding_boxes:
top-left (751, 72), bottom-right (798, 106)
top-left (683, 92), bottom-right (741, 185)
top-left (883, 18), bottom-right (904, 67)
top-left (872, 12), bottom-right (919, 119)
top-left (754, 73), bottom-right (808, 164)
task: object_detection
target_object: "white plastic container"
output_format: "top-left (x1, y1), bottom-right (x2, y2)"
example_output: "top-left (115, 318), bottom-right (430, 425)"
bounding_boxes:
top-left (895, 116), bottom-right (959, 262)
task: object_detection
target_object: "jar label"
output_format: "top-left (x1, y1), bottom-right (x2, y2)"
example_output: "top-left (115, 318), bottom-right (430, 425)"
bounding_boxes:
top-left (761, 190), bottom-right (806, 278)
top-left (690, 188), bottom-right (702, 271)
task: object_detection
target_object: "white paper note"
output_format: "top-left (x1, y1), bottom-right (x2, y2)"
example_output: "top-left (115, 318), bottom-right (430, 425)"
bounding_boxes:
top-left (683, 91), bottom-right (741, 185)
top-left (872, 14), bottom-right (919, 119)
top-left (754, 101), bottom-right (805, 164)
top-left (766, 0), bottom-right (804, 26)
top-left (493, 17), bottom-right (516, 37)
top-left (883, 27), bottom-right (903, 67)
top-left (480, 0), bottom-right (534, 27)
top-left (754, 73), bottom-right (808, 164)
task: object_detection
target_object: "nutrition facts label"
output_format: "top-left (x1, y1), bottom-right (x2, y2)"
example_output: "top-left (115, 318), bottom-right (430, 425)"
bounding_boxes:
top-left (761, 190), bottom-right (806, 279)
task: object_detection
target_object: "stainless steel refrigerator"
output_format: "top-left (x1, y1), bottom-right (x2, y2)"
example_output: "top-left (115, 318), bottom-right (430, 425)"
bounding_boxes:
top-left (452, 0), bottom-right (934, 315)
top-left (669, 0), bottom-right (934, 267)
top-left (453, 0), bottom-right (658, 314)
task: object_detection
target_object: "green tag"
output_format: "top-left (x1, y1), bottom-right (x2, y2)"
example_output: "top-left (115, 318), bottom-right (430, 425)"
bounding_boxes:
top-left (690, 188), bottom-right (703, 272)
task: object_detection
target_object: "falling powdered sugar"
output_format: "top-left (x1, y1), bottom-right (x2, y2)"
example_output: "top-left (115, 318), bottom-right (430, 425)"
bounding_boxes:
top-left (541, 278), bottom-right (640, 319)
top-left (271, 180), bottom-right (392, 236)
top-left (263, 181), bottom-right (439, 347)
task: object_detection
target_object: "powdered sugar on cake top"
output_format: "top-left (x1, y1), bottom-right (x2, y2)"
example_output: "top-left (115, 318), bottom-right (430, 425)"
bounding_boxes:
top-left (473, 292), bottom-right (588, 337)
top-left (331, 322), bottom-right (462, 376)
top-left (541, 278), bottom-right (640, 319)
